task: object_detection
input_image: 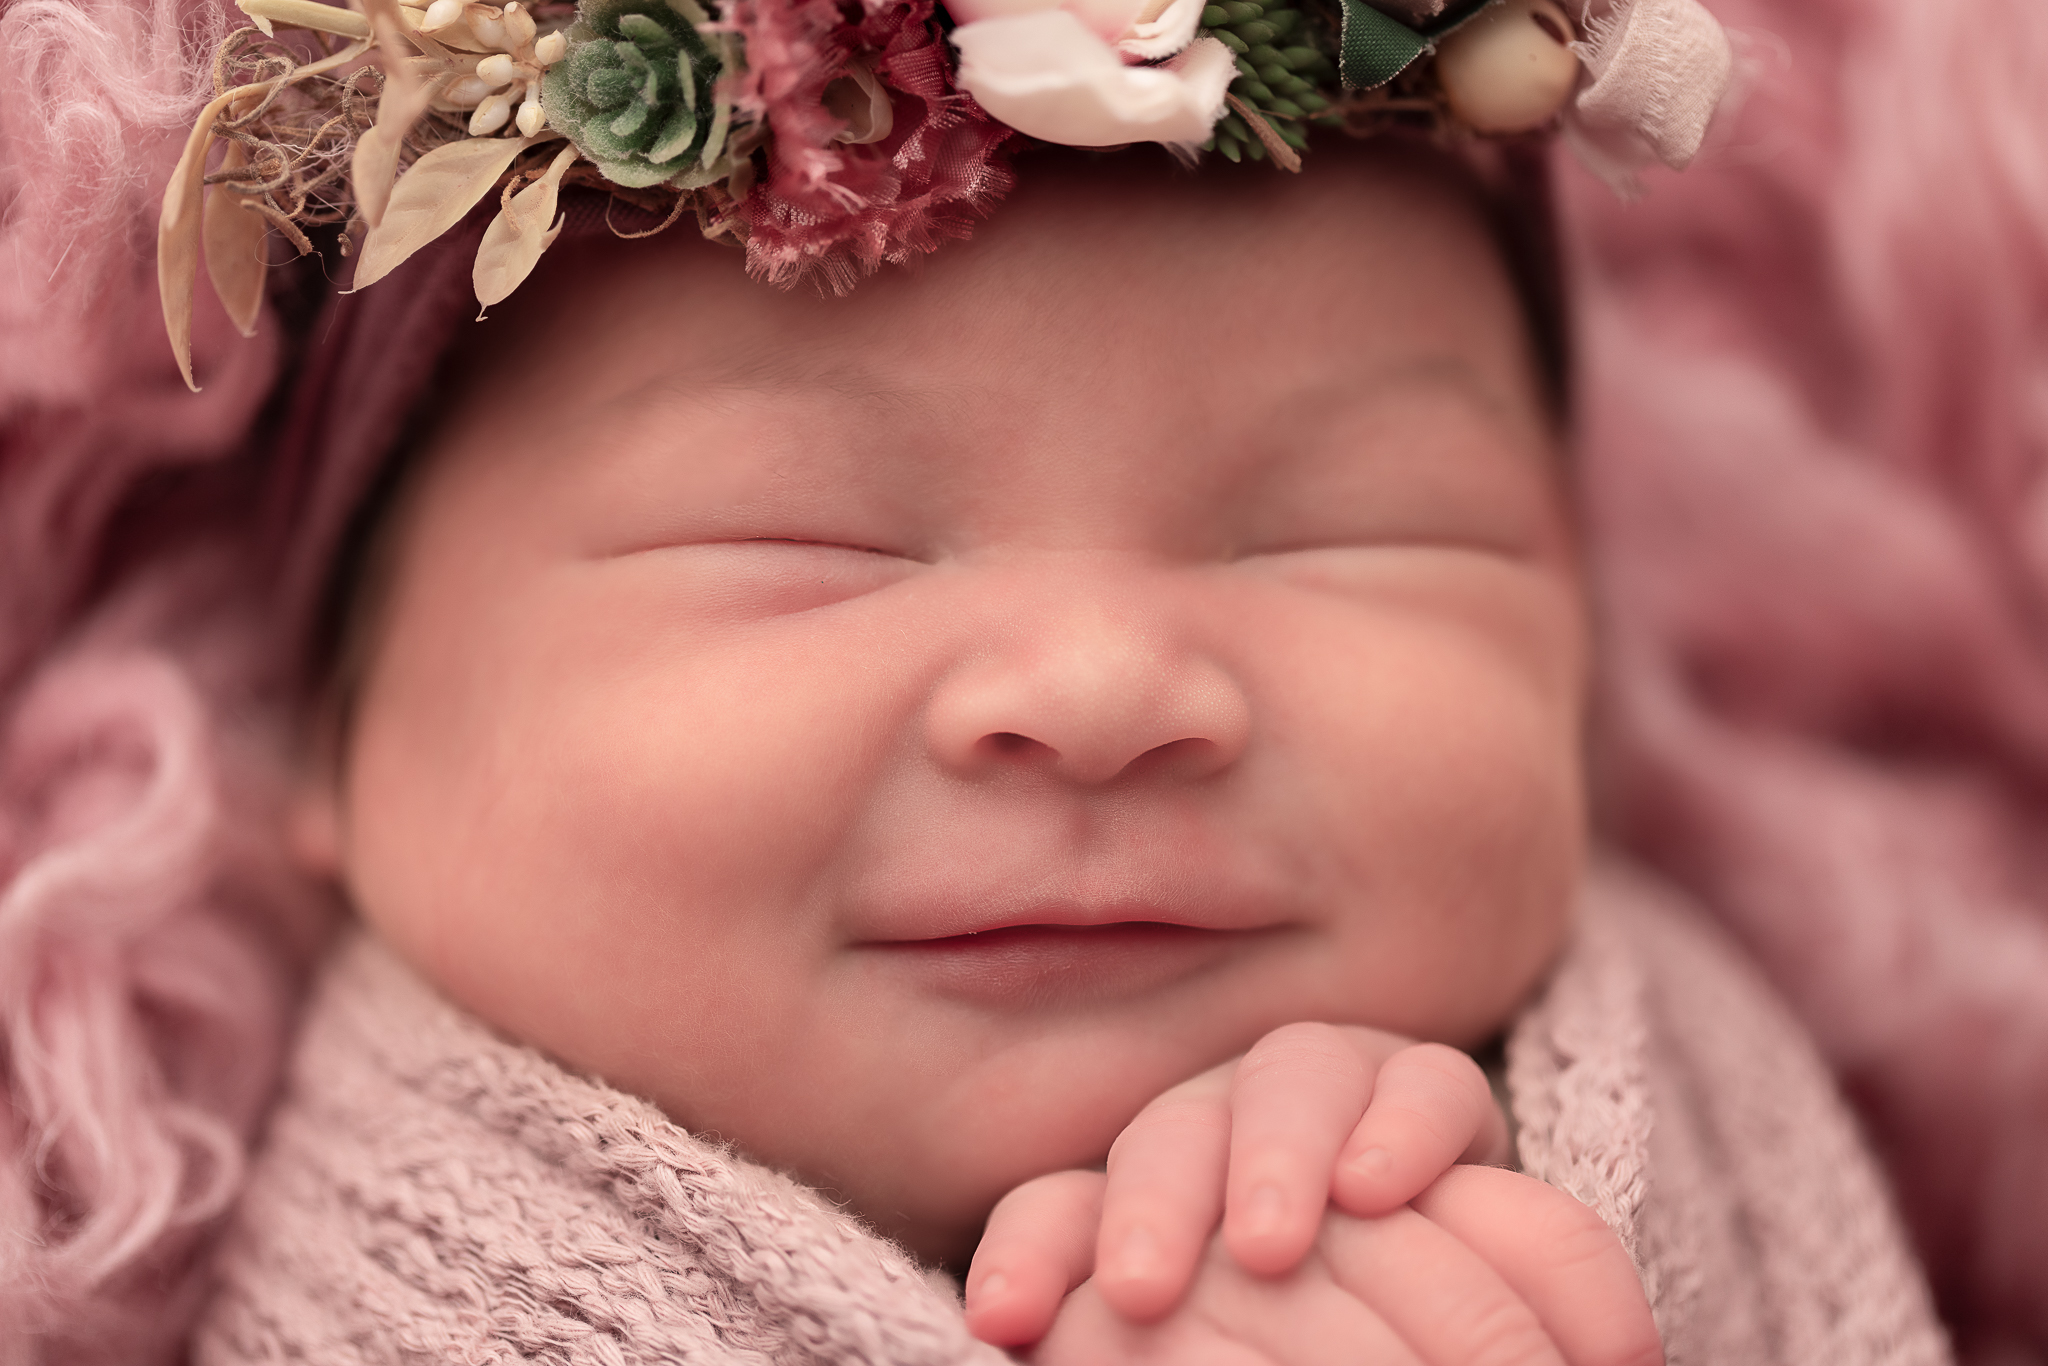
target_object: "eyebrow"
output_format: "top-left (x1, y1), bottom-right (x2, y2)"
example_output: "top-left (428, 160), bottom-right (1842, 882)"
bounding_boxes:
top-left (1324, 354), bottom-right (1526, 425)
top-left (576, 343), bottom-right (1540, 485)
top-left (1243, 353), bottom-right (1545, 463)
top-left (615, 351), bottom-right (955, 427)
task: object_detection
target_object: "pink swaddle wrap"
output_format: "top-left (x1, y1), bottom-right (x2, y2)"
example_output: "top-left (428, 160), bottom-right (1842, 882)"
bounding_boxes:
top-left (193, 863), bottom-right (1946, 1364)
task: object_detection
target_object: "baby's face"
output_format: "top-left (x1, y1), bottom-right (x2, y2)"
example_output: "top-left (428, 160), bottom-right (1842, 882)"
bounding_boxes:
top-left (309, 146), bottom-right (1585, 1263)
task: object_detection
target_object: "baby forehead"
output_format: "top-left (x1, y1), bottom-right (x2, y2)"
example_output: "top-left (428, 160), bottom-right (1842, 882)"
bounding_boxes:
top-left (483, 143), bottom-right (1532, 391)
top-left (421, 146), bottom-right (1555, 541)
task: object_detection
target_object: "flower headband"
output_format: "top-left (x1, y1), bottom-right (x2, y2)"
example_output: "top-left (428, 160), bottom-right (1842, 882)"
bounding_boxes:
top-left (157, 0), bottom-right (1732, 388)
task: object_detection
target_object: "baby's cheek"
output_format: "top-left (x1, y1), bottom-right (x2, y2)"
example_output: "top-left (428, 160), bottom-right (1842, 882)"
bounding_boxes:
top-left (1276, 613), bottom-right (1584, 1042)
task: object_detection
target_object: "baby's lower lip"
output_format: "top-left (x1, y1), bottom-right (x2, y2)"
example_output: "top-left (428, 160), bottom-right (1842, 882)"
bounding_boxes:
top-left (857, 923), bottom-right (1253, 1008)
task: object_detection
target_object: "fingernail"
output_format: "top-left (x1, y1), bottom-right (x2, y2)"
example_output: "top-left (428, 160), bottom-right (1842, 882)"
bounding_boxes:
top-left (1349, 1147), bottom-right (1394, 1180)
top-left (1111, 1226), bottom-right (1161, 1281)
top-left (1244, 1183), bottom-right (1285, 1234)
top-left (972, 1272), bottom-right (1007, 1306)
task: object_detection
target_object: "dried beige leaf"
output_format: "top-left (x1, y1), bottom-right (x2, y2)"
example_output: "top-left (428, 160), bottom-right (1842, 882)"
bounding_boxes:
top-left (472, 144), bottom-right (577, 312)
top-left (158, 89), bottom-right (242, 391)
top-left (353, 0), bottom-right (439, 227)
top-left (352, 126), bottom-right (404, 231)
top-left (237, 0), bottom-right (413, 40)
top-left (203, 142), bottom-right (271, 338)
top-left (159, 40), bottom-right (369, 388)
top-left (352, 135), bottom-right (540, 291)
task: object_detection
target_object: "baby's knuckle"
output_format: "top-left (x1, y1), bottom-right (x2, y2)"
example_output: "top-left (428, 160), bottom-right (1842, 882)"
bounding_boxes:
top-left (1460, 1300), bottom-right (1559, 1366)
top-left (1108, 1104), bottom-right (1227, 1163)
top-left (1237, 1022), bottom-right (1355, 1080)
top-left (1402, 1042), bottom-right (1490, 1096)
top-left (1375, 1100), bottom-right (1460, 1153)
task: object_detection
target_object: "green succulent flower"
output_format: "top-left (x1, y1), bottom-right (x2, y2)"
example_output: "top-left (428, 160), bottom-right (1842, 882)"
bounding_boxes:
top-left (543, 0), bottom-right (731, 189)
top-left (1198, 0), bottom-right (1338, 164)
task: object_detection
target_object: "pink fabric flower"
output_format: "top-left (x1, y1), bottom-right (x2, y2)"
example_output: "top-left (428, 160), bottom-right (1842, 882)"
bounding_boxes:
top-left (726, 0), bottom-right (1019, 292)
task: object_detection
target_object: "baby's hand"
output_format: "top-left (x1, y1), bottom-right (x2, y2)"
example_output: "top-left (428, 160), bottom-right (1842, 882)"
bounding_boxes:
top-left (1025, 1166), bottom-right (1662, 1366)
top-left (965, 1023), bottom-right (1513, 1344)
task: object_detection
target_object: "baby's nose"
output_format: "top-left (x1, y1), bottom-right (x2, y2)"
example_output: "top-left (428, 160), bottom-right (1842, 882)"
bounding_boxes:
top-left (922, 596), bottom-right (1250, 786)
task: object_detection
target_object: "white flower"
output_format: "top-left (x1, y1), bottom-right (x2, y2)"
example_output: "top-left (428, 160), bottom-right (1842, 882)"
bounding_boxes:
top-left (949, 0), bottom-right (1200, 52)
top-left (1115, 0), bottom-right (1205, 61)
top-left (949, 0), bottom-right (1233, 151)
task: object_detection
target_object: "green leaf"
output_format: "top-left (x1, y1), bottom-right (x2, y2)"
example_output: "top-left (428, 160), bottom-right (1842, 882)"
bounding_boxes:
top-left (676, 49), bottom-right (698, 111)
top-left (541, 0), bottom-right (726, 188)
top-left (588, 66), bottom-right (637, 105)
top-left (617, 13), bottom-right (672, 44)
top-left (610, 101), bottom-right (650, 139)
top-left (646, 102), bottom-right (699, 164)
top-left (1336, 0), bottom-right (1428, 88)
top-left (1337, 0), bottom-right (1500, 90)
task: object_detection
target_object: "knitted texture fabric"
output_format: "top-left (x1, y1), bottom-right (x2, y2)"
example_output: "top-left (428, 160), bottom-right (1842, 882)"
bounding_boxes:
top-left (1510, 862), bottom-right (1953, 1365)
top-left (192, 931), bottom-right (1010, 1366)
top-left (195, 861), bottom-right (1948, 1365)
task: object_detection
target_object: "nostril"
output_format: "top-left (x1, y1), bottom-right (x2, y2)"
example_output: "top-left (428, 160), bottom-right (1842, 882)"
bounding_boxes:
top-left (982, 732), bottom-right (1054, 761)
top-left (1126, 735), bottom-right (1227, 779)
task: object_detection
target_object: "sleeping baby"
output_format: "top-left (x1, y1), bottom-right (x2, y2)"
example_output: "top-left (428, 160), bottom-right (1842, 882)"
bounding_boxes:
top-left (0, 0), bottom-right (1957, 1360)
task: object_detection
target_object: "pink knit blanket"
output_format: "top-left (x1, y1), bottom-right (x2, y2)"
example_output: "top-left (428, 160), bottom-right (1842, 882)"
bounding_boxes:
top-left (194, 863), bottom-right (1951, 1364)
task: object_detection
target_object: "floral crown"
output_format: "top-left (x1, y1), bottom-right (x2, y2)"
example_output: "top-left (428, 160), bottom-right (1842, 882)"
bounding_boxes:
top-left (157, 0), bottom-right (1732, 387)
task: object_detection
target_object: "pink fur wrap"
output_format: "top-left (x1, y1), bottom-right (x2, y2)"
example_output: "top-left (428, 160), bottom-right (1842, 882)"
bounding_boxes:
top-left (2, 0), bottom-right (2047, 1360)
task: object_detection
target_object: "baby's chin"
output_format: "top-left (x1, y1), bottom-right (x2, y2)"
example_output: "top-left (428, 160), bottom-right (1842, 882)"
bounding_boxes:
top-left (627, 918), bottom-right (1570, 1266)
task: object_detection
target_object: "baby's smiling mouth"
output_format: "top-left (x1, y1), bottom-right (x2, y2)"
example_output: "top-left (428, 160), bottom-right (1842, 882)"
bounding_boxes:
top-left (857, 921), bottom-right (1271, 1008)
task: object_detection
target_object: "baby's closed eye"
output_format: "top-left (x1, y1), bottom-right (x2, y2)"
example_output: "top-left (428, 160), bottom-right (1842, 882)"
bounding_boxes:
top-left (594, 537), bottom-right (924, 622)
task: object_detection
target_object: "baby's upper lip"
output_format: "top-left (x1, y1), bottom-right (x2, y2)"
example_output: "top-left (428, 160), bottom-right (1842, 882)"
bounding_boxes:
top-left (839, 802), bottom-right (1299, 943)
top-left (849, 884), bottom-right (1290, 943)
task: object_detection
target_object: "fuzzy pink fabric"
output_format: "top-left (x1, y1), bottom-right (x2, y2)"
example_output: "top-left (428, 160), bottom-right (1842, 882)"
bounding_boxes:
top-left (1558, 4), bottom-right (2048, 1357)
top-left (191, 863), bottom-right (1948, 1364)
top-left (0, 0), bottom-right (2045, 1360)
top-left (195, 920), bottom-right (1016, 1366)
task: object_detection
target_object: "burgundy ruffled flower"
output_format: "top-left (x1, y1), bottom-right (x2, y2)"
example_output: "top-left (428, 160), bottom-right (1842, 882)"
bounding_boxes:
top-left (724, 0), bottom-right (1019, 292)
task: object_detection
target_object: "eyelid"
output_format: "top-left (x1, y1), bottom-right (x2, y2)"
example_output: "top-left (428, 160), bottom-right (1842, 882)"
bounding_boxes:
top-left (601, 534), bottom-right (927, 623)
top-left (739, 536), bottom-right (921, 561)
top-left (1234, 531), bottom-right (1551, 565)
top-left (594, 533), bottom-right (922, 563)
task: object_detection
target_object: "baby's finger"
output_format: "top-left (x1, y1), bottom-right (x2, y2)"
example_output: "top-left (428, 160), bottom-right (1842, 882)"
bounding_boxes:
top-left (1413, 1167), bottom-right (1663, 1366)
top-left (967, 1170), bottom-right (1108, 1348)
top-left (1095, 1068), bottom-right (1233, 1323)
top-left (1320, 1206), bottom-right (1567, 1366)
top-left (1222, 1023), bottom-right (1375, 1278)
top-left (1331, 1043), bottom-right (1508, 1217)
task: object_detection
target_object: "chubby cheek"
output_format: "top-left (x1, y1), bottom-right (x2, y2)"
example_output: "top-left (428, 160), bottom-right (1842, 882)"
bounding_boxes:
top-left (340, 553), bottom-right (907, 1117)
top-left (1252, 568), bottom-right (1586, 1043)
